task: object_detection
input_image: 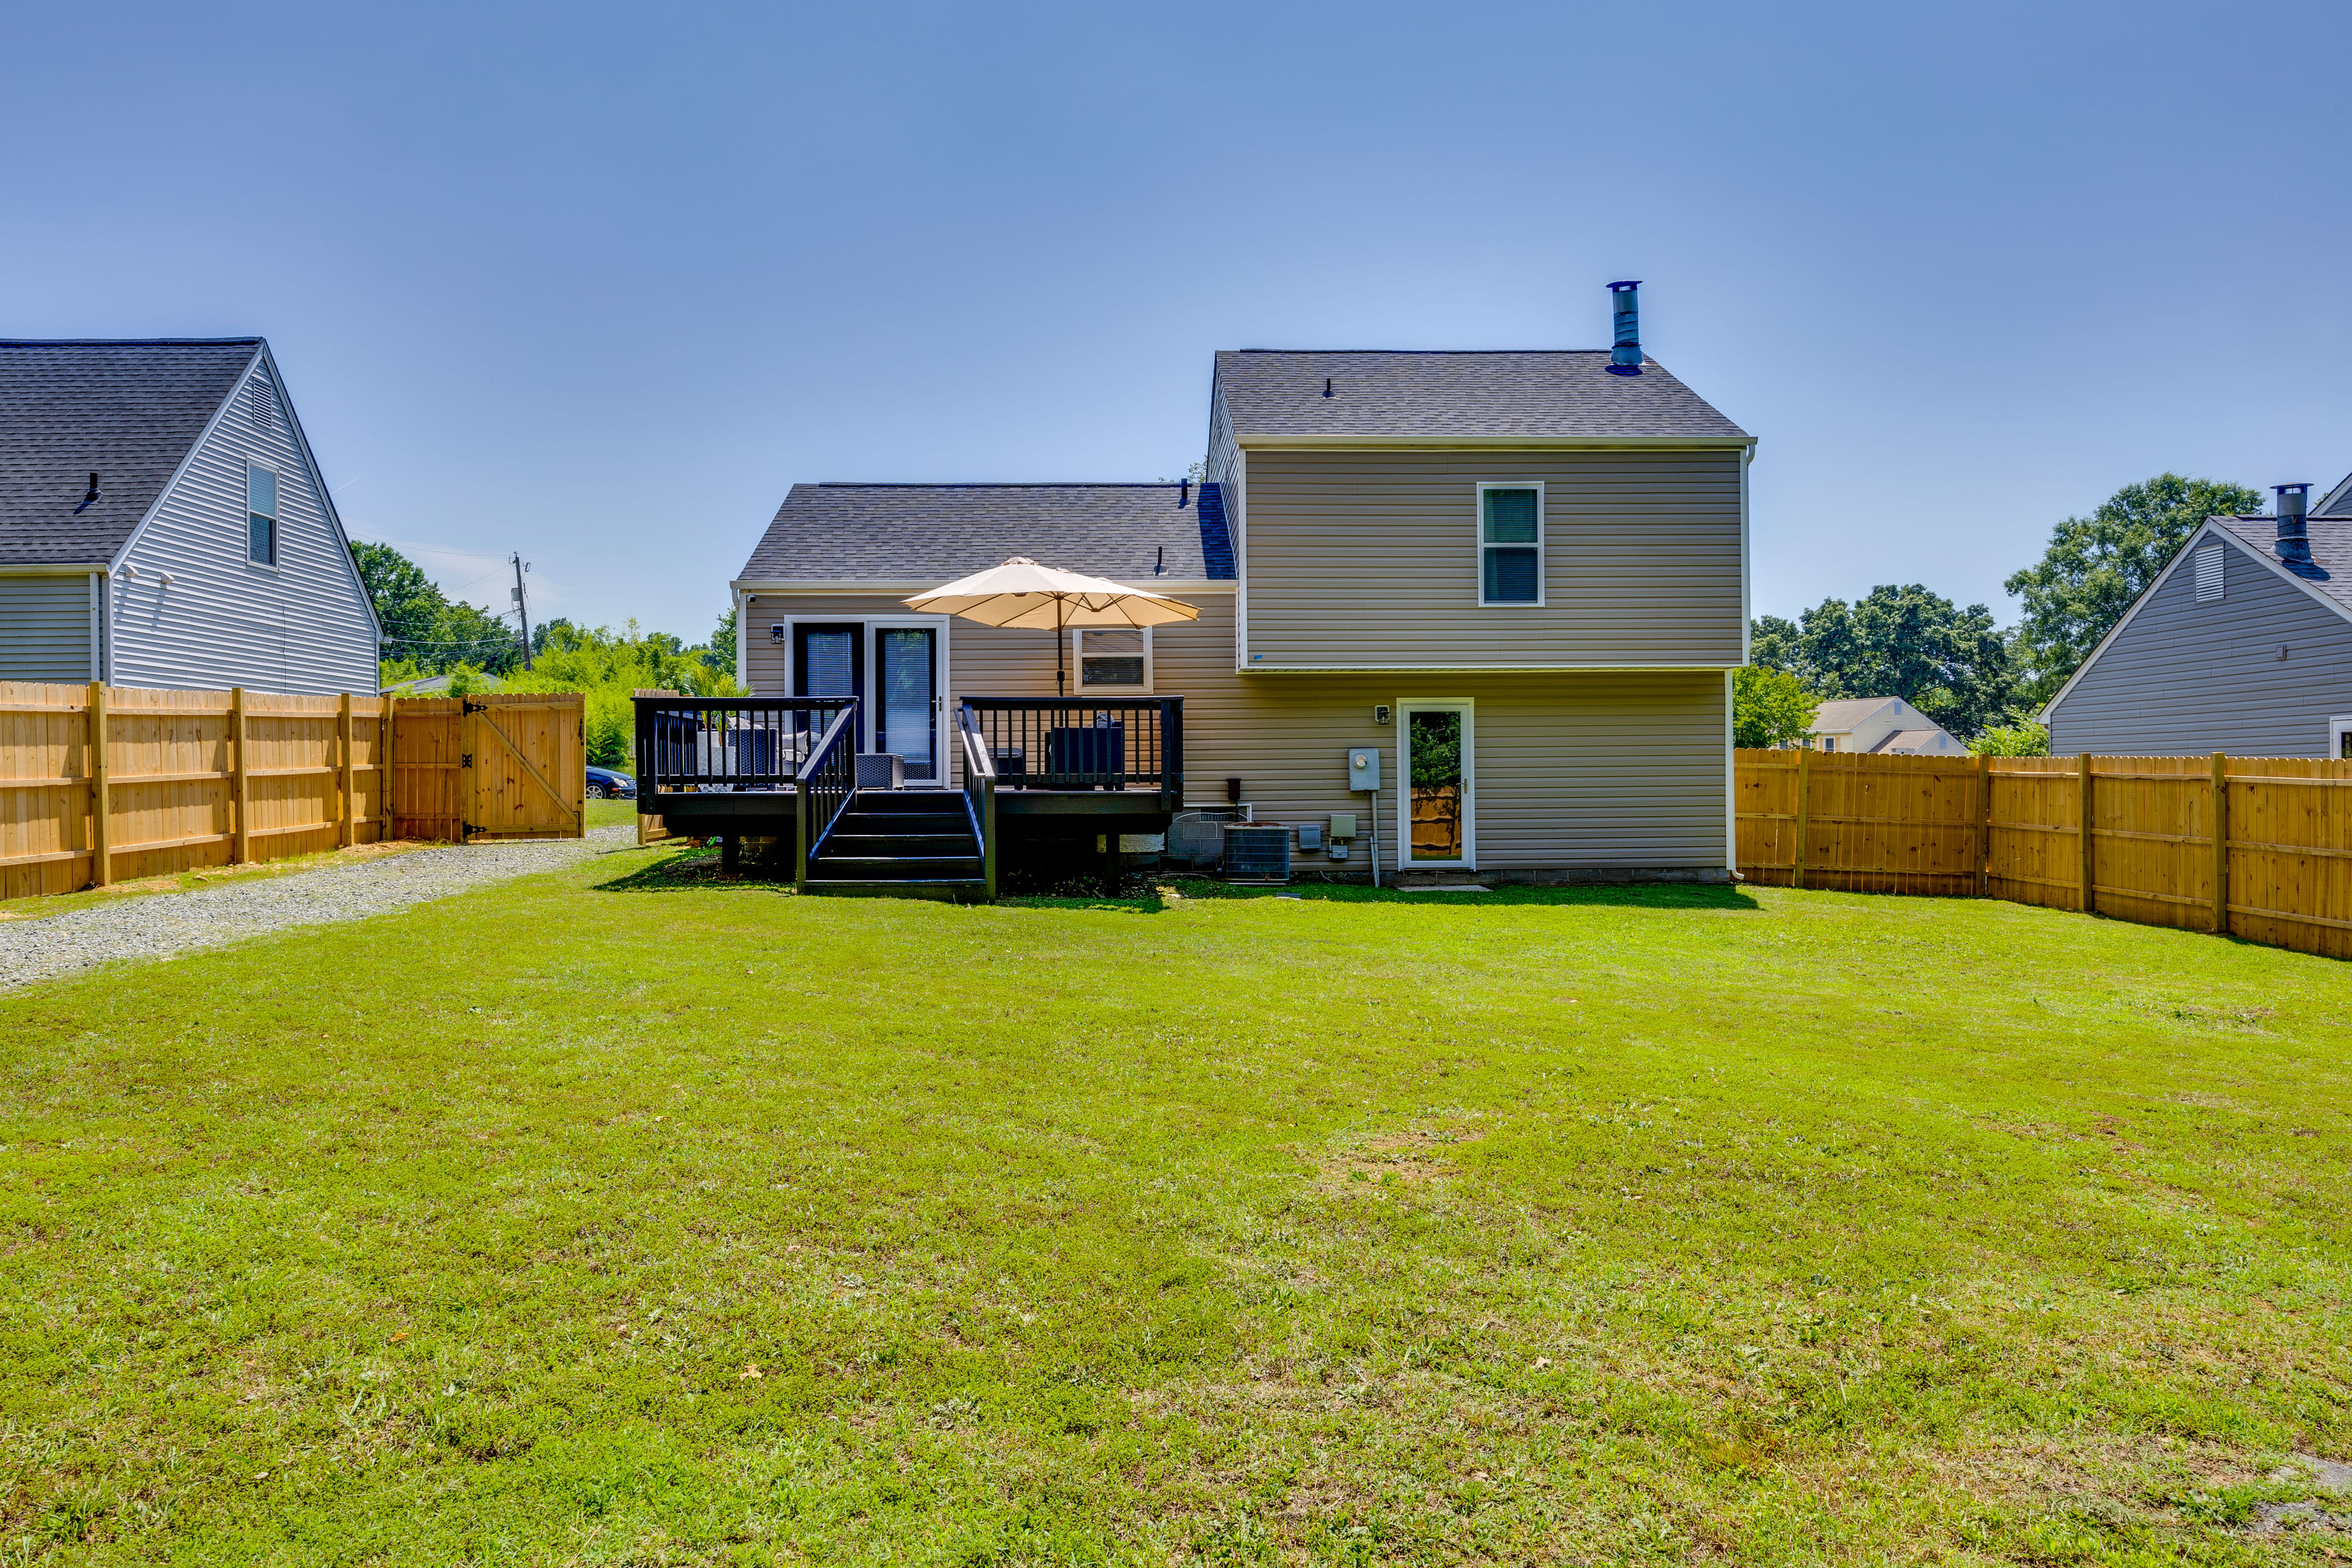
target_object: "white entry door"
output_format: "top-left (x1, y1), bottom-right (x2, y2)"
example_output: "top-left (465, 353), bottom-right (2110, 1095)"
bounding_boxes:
top-left (1396, 699), bottom-right (1474, 869)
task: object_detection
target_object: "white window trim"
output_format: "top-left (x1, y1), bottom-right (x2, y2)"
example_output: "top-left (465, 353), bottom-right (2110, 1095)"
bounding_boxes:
top-left (767, 613), bottom-right (953, 782)
top-left (245, 461), bottom-right (281, 570)
top-left (1395, 697), bottom-right (1475, 870)
top-left (1069, 625), bottom-right (1153, 693)
top-left (2331, 715), bottom-right (2352, 760)
top-left (1475, 480), bottom-right (1545, 608)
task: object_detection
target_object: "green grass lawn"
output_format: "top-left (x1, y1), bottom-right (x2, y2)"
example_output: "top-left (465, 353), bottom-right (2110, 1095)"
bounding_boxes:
top-left (2, 846), bottom-right (2348, 1566)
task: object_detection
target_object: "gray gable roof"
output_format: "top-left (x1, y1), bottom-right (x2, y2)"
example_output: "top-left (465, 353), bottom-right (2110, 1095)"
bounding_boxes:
top-left (2213, 514), bottom-right (2352, 622)
top-left (1215, 350), bottom-right (1750, 442)
top-left (0, 338), bottom-right (262, 566)
top-left (737, 483), bottom-right (1236, 585)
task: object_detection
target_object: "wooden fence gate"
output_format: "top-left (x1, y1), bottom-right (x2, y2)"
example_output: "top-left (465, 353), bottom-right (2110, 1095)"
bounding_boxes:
top-left (390, 693), bottom-right (585, 843)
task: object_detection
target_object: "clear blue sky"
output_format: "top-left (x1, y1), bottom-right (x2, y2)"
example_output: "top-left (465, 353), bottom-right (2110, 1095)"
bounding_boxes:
top-left (6, 1), bottom-right (2346, 641)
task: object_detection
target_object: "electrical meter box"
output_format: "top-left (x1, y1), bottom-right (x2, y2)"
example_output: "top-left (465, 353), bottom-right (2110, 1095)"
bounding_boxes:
top-left (1348, 747), bottom-right (1381, 791)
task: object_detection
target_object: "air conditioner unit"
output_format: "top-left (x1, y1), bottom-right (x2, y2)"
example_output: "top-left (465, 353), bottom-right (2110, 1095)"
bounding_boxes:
top-left (1222, 824), bottom-right (1291, 883)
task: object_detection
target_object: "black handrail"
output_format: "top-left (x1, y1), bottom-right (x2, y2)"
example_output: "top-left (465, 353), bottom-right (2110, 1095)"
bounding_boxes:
top-left (957, 696), bottom-right (1183, 810)
top-left (794, 701), bottom-right (860, 890)
top-left (958, 716), bottom-right (997, 899)
top-left (633, 695), bottom-right (854, 795)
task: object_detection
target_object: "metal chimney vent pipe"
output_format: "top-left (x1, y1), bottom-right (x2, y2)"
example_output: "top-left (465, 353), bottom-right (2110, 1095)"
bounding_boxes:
top-left (1607, 281), bottom-right (1643, 375)
top-left (2275, 483), bottom-right (2322, 578)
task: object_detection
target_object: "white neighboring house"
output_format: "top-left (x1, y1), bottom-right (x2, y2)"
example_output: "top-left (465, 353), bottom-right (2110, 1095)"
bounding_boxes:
top-left (0, 337), bottom-right (379, 694)
top-left (1806, 696), bottom-right (1968, 755)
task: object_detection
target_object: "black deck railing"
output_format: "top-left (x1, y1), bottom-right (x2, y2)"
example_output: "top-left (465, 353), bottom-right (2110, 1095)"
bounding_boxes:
top-left (794, 701), bottom-right (860, 889)
top-left (957, 718), bottom-right (998, 899)
top-left (958, 697), bottom-right (1182, 809)
top-left (633, 695), bottom-right (853, 794)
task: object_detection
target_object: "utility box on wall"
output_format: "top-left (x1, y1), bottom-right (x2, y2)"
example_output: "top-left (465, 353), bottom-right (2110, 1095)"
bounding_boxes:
top-left (1348, 747), bottom-right (1382, 792)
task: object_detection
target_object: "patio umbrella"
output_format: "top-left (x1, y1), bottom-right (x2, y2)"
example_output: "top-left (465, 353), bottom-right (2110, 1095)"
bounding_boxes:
top-left (904, 557), bottom-right (1199, 695)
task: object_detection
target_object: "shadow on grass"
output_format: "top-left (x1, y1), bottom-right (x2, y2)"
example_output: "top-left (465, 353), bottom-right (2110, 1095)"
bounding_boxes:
top-left (586, 848), bottom-right (1761, 915)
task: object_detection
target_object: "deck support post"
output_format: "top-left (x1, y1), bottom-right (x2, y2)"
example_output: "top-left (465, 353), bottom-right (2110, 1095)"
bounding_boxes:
top-left (2210, 750), bottom-right (2228, 936)
top-left (794, 778), bottom-right (809, 892)
top-left (87, 681), bottom-right (110, 888)
top-left (982, 776), bottom-right (998, 900)
top-left (722, 833), bottom-right (740, 874)
top-left (2078, 752), bottom-right (2095, 915)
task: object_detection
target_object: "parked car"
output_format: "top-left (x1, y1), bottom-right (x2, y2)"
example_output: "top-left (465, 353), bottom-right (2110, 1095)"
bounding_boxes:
top-left (584, 764), bottom-right (635, 800)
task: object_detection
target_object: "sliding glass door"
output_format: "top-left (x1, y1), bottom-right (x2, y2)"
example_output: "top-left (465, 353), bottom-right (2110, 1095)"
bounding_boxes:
top-left (875, 627), bottom-right (938, 782)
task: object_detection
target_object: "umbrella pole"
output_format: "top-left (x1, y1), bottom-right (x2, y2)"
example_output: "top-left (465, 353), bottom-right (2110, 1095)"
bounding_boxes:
top-left (1055, 597), bottom-right (1067, 697)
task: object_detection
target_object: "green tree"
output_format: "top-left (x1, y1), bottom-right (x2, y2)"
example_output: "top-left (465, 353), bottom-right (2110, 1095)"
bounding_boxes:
top-left (1969, 720), bottom-right (2049, 756)
top-left (350, 541), bottom-right (525, 679)
top-left (1751, 584), bottom-right (2015, 738)
top-left (1732, 665), bottom-right (1819, 748)
top-left (703, 605), bottom-right (738, 679)
top-left (2003, 474), bottom-right (2264, 706)
top-left (503, 619), bottom-right (742, 767)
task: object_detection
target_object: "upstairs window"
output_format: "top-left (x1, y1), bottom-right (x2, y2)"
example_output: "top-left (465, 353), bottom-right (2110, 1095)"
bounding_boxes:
top-left (1075, 627), bottom-right (1150, 690)
top-left (2194, 542), bottom-right (2224, 602)
top-left (247, 464), bottom-right (277, 565)
top-left (1478, 483), bottom-right (1543, 605)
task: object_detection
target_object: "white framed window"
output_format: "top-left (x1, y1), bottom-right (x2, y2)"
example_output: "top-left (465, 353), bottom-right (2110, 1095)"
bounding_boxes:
top-left (1072, 627), bottom-right (1152, 692)
top-left (1476, 481), bottom-right (1544, 606)
top-left (246, 463), bottom-right (277, 567)
top-left (1396, 698), bottom-right (1474, 869)
top-left (2332, 716), bottom-right (2352, 760)
top-left (1820, 735), bottom-right (1838, 752)
top-left (2195, 542), bottom-right (2224, 602)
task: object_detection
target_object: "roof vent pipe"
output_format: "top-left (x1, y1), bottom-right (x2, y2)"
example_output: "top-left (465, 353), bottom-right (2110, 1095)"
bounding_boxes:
top-left (2275, 483), bottom-right (2323, 578)
top-left (1607, 281), bottom-right (1642, 375)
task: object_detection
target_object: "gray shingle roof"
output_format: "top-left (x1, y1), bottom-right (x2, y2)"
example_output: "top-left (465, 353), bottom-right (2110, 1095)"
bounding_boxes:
top-left (0, 338), bottom-right (261, 566)
top-left (2214, 515), bottom-right (2352, 622)
top-left (1215, 350), bottom-right (1750, 442)
top-left (737, 483), bottom-right (1235, 585)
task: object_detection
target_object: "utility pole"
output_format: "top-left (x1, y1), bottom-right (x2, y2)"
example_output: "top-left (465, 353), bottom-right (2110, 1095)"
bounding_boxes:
top-left (511, 552), bottom-right (534, 671)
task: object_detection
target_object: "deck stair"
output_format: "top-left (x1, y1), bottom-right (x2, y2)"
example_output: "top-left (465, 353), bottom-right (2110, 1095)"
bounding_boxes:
top-left (804, 790), bottom-right (987, 899)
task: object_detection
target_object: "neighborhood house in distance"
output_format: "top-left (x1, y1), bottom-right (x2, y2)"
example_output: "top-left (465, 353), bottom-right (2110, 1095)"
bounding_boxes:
top-left (0, 338), bottom-right (379, 694)
top-left (688, 284), bottom-right (1757, 886)
top-left (1803, 696), bottom-right (1967, 756)
top-left (2045, 474), bottom-right (2352, 758)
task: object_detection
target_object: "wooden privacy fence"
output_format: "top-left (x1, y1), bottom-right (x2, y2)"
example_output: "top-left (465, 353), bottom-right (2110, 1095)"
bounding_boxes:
top-left (0, 681), bottom-right (583, 901)
top-left (1736, 748), bottom-right (2352, 961)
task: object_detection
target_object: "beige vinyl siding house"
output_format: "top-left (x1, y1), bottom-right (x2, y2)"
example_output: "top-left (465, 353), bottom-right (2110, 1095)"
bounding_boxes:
top-left (720, 294), bottom-right (1755, 886)
top-left (1237, 448), bottom-right (1744, 668)
top-left (737, 587), bottom-right (1733, 874)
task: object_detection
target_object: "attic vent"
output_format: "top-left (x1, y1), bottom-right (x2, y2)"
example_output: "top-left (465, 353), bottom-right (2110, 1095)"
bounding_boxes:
top-left (248, 379), bottom-right (273, 430)
top-left (2194, 543), bottom-right (2224, 602)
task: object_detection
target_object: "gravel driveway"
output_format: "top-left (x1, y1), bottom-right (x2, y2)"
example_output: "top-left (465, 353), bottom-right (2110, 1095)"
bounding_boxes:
top-left (0, 826), bottom-right (639, 991)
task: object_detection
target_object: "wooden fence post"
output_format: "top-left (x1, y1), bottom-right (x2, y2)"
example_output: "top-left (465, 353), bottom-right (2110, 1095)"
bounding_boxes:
top-left (1793, 747), bottom-right (1811, 889)
top-left (87, 681), bottom-right (111, 889)
top-left (380, 695), bottom-right (394, 843)
top-left (459, 699), bottom-right (476, 843)
top-left (339, 692), bottom-right (356, 847)
top-left (1976, 751), bottom-right (1992, 897)
top-left (2078, 752), bottom-right (2095, 915)
top-left (229, 686), bottom-right (251, 864)
top-left (2209, 750), bottom-right (2228, 936)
